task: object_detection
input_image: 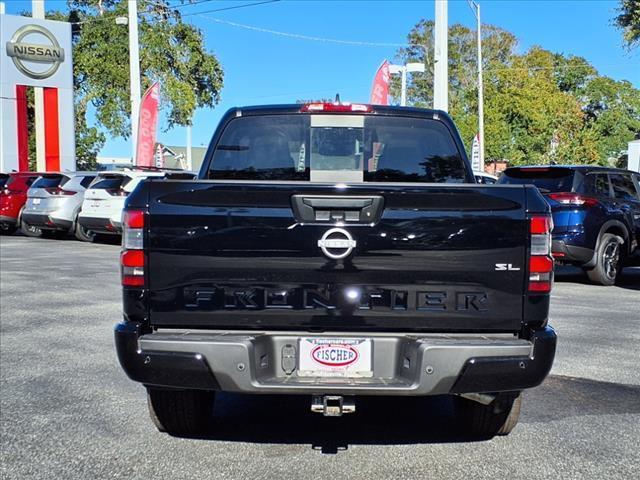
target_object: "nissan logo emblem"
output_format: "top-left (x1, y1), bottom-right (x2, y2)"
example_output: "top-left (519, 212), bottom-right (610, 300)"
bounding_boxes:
top-left (6, 24), bottom-right (65, 80)
top-left (317, 228), bottom-right (356, 260)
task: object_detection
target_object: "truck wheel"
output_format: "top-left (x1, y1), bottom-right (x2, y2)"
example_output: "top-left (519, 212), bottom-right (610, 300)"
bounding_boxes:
top-left (585, 233), bottom-right (624, 286)
top-left (457, 393), bottom-right (522, 438)
top-left (146, 388), bottom-right (215, 436)
top-left (74, 216), bottom-right (95, 242)
top-left (20, 217), bottom-right (43, 238)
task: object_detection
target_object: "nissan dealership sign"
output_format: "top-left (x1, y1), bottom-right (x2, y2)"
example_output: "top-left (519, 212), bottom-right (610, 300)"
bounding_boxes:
top-left (6, 24), bottom-right (65, 79)
top-left (0, 15), bottom-right (72, 88)
top-left (0, 14), bottom-right (75, 173)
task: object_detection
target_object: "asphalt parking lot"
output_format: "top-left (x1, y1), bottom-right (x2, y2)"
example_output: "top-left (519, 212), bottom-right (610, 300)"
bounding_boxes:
top-left (1, 235), bottom-right (639, 479)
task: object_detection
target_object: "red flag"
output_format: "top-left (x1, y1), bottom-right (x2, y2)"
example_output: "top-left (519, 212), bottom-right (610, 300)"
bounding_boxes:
top-left (370, 60), bottom-right (390, 105)
top-left (135, 82), bottom-right (160, 167)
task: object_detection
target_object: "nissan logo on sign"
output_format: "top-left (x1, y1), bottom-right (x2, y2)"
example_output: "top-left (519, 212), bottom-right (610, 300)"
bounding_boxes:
top-left (6, 24), bottom-right (65, 79)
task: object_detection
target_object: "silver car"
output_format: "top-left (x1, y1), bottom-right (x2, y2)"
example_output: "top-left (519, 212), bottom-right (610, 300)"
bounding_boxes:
top-left (21, 172), bottom-right (98, 240)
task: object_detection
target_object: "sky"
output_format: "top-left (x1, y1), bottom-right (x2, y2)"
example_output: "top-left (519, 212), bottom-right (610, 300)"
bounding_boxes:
top-left (3, 0), bottom-right (639, 159)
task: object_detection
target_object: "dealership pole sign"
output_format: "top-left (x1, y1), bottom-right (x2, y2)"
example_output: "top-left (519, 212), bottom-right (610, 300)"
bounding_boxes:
top-left (0, 14), bottom-right (75, 172)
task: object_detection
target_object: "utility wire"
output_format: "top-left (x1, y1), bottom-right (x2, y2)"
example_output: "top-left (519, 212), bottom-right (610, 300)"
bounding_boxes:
top-left (194, 14), bottom-right (410, 47)
top-left (182, 0), bottom-right (281, 16)
top-left (166, 0), bottom-right (218, 8)
top-left (189, 13), bottom-right (639, 72)
top-left (63, 2), bottom-right (640, 74)
top-left (69, 0), bottom-right (277, 24)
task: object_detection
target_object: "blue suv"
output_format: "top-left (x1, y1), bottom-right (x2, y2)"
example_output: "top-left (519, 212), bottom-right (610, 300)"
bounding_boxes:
top-left (499, 166), bottom-right (640, 285)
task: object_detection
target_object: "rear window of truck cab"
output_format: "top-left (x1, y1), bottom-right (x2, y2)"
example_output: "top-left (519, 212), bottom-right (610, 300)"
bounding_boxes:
top-left (208, 114), bottom-right (467, 183)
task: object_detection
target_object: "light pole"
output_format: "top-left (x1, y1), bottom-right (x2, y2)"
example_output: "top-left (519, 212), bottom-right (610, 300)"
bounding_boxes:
top-left (128, 1), bottom-right (141, 162)
top-left (33, 0), bottom-right (46, 171)
top-left (468, 0), bottom-right (485, 172)
top-left (433, 0), bottom-right (448, 112)
top-left (388, 62), bottom-right (425, 106)
top-left (116, 1), bottom-right (141, 162)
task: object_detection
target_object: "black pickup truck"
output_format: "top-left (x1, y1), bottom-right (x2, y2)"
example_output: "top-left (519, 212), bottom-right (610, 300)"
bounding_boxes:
top-left (115, 103), bottom-right (556, 438)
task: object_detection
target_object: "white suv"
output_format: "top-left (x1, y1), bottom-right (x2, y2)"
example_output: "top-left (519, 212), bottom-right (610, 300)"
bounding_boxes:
top-left (77, 170), bottom-right (167, 239)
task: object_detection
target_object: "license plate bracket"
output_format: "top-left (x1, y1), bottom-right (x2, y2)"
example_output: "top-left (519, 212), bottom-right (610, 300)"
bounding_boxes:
top-left (298, 338), bottom-right (373, 378)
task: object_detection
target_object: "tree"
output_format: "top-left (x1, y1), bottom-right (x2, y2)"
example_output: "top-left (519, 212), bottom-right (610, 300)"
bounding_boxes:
top-left (392, 20), bottom-right (516, 108)
top-left (391, 21), bottom-right (518, 156)
top-left (45, 0), bottom-right (224, 167)
top-left (582, 77), bottom-right (640, 161)
top-left (392, 20), bottom-right (640, 167)
top-left (615, 0), bottom-right (640, 49)
top-left (483, 47), bottom-right (599, 165)
top-left (550, 53), bottom-right (597, 94)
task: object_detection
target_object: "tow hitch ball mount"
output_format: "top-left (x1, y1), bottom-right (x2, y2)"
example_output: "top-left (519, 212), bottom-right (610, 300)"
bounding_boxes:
top-left (311, 395), bottom-right (356, 417)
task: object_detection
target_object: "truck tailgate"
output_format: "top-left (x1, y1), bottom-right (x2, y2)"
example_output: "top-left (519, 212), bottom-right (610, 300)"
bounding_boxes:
top-left (145, 181), bottom-right (529, 332)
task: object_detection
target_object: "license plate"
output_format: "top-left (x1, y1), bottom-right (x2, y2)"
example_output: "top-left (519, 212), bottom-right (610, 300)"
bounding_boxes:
top-left (298, 338), bottom-right (372, 377)
top-left (32, 198), bottom-right (41, 205)
top-left (89, 202), bottom-right (101, 209)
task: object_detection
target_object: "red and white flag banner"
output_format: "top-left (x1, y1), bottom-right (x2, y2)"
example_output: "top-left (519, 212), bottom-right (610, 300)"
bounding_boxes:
top-left (370, 60), bottom-right (390, 105)
top-left (135, 82), bottom-right (160, 167)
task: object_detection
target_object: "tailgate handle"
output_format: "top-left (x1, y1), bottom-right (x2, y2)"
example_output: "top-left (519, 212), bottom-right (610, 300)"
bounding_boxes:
top-left (291, 195), bottom-right (384, 224)
top-left (302, 198), bottom-right (373, 209)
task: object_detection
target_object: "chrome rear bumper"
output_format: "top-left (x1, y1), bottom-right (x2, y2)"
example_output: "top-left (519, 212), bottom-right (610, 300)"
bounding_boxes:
top-left (115, 323), bottom-right (556, 396)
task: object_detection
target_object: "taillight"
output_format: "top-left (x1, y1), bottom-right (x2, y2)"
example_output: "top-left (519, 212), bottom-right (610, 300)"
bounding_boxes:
top-left (46, 187), bottom-right (76, 195)
top-left (547, 192), bottom-right (598, 207)
top-left (300, 102), bottom-right (372, 113)
top-left (121, 209), bottom-right (145, 287)
top-left (529, 214), bottom-right (553, 293)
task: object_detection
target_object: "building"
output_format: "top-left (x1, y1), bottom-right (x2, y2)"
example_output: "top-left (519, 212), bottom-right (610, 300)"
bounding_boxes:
top-left (96, 156), bottom-right (133, 171)
top-left (155, 144), bottom-right (208, 172)
top-left (485, 159), bottom-right (510, 176)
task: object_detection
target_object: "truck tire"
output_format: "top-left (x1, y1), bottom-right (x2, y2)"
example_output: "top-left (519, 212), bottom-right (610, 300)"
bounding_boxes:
top-left (585, 233), bottom-right (624, 286)
top-left (457, 393), bottom-right (522, 437)
top-left (146, 388), bottom-right (215, 436)
top-left (74, 215), bottom-right (95, 242)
